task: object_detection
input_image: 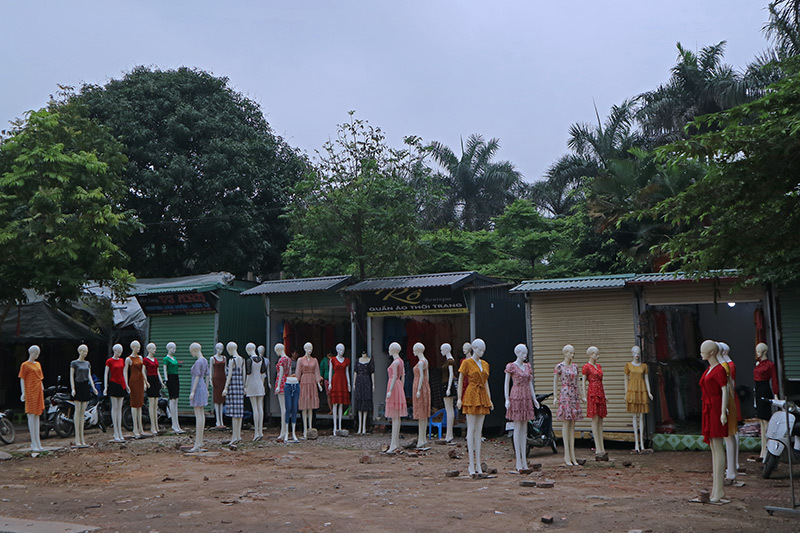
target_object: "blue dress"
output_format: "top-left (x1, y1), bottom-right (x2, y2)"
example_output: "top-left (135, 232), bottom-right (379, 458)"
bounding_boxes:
top-left (190, 357), bottom-right (209, 408)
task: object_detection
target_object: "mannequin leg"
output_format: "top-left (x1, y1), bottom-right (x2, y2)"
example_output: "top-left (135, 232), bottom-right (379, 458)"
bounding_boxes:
top-left (170, 399), bottom-right (183, 433)
top-left (249, 396), bottom-right (264, 440)
top-left (710, 438), bottom-right (726, 502)
top-left (148, 398), bottom-right (159, 434)
top-left (759, 420), bottom-right (768, 459)
top-left (332, 404), bottom-right (339, 435)
top-left (111, 397), bottom-right (124, 441)
top-left (132, 407), bottom-right (142, 437)
top-left (214, 403), bottom-right (224, 427)
top-left (724, 435), bottom-right (738, 481)
top-left (191, 407), bottom-right (205, 451)
top-left (444, 397), bottom-right (454, 442)
top-left (417, 415), bottom-right (427, 447)
top-left (513, 420), bottom-right (527, 471)
top-left (388, 416), bottom-right (401, 453)
top-left (230, 417), bottom-right (242, 444)
top-left (591, 416), bottom-right (605, 454)
top-left (632, 414), bottom-right (640, 452)
top-left (74, 401), bottom-right (87, 446)
top-left (28, 414), bottom-right (42, 451)
top-left (277, 394), bottom-right (286, 440)
top-left (336, 405), bottom-right (344, 435)
top-left (735, 434), bottom-right (740, 471)
top-left (561, 421), bottom-right (575, 466)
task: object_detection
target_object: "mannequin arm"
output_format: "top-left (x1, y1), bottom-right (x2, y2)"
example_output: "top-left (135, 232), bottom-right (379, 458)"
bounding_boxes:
top-left (645, 370), bottom-right (653, 400)
top-left (387, 367), bottom-right (398, 398)
top-left (416, 363), bottom-right (423, 398)
top-left (720, 385), bottom-right (729, 425)
top-left (581, 373), bottom-right (587, 403)
top-left (530, 375), bottom-right (539, 409)
top-left (222, 359), bottom-right (234, 395)
top-left (371, 372), bottom-right (374, 391)
top-left (265, 362), bottom-right (271, 389)
top-left (162, 363), bottom-right (168, 384)
top-left (456, 372), bottom-right (464, 408)
top-left (103, 366), bottom-right (109, 395)
top-left (189, 372), bottom-right (200, 401)
top-left (446, 365), bottom-right (453, 395)
top-left (485, 379), bottom-right (493, 410)
top-left (315, 360), bottom-right (323, 391)
top-left (158, 365), bottom-right (165, 387)
top-left (70, 366), bottom-right (76, 396)
top-left (552, 374), bottom-right (558, 406)
top-left (275, 366), bottom-right (284, 396)
top-left (142, 363), bottom-right (149, 389)
top-left (19, 377), bottom-right (25, 402)
top-left (123, 358), bottom-right (131, 391)
top-left (504, 372), bottom-right (511, 408)
top-left (346, 367), bottom-right (351, 392)
top-left (623, 373), bottom-right (628, 396)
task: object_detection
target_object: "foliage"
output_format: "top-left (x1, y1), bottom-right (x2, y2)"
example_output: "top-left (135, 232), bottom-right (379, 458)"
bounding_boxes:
top-left (77, 66), bottom-right (307, 278)
top-left (764, 0), bottom-right (800, 58)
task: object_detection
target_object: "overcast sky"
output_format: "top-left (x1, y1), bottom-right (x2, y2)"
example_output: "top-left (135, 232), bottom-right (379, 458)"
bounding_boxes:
top-left (0, 1), bottom-right (772, 182)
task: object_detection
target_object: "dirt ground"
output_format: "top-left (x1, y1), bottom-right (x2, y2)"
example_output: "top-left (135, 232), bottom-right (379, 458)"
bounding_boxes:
top-left (1, 423), bottom-right (800, 533)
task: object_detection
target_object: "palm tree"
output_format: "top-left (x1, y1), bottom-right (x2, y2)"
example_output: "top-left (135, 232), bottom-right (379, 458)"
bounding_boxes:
top-left (429, 134), bottom-right (523, 231)
top-left (764, 0), bottom-right (800, 58)
top-left (528, 155), bottom-right (593, 217)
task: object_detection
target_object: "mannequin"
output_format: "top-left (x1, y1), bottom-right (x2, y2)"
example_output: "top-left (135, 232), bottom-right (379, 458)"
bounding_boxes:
top-left (244, 342), bottom-right (266, 441)
top-left (258, 345), bottom-right (272, 394)
top-left (753, 342), bottom-right (777, 459)
top-left (699, 339), bottom-right (729, 503)
top-left (188, 342), bottom-right (209, 452)
top-left (124, 340), bottom-right (148, 438)
top-left (162, 342), bottom-right (184, 434)
top-left (297, 342), bottom-right (322, 439)
top-left (211, 343), bottom-right (227, 428)
top-left (553, 344), bottom-right (581, 466)
top-left (504, 344), bottom-right (539, 472)
top-left (70, 344), bottom-right (97, 447)
top-left (353, 351), bottom-right (374, 435)
top-left (440, 343), bottom-right (457, 443)
top-left (624, 346), bottom-right (653, 453)
top-left (274, 343), bottom-right (297, 441)
top-left (328, 343), bottom-right (351, 436)
top-left (457, 338), bottom-right (493, 477)
top-left (143, 343), bottom-right (165, 435)
top-left (461, 342), bottom-right (472, 400)
top-left (412, 343), bottom-right (431, 448)
top-left (19, 345), bottom-right (45, 452)
top-left (718, 342), bottom-right (740, 484)
top-left (384, 342), bottom-right (406, 453)
top-left (581, 346), bottom-right (607, 457)
top-left (222, 341), bottom-right (245, 445)
top-left (104, 344), bottom-right (127, 442)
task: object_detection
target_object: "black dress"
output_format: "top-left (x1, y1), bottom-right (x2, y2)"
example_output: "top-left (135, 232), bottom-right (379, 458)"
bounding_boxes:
top-left (353, 359), bottom-right (374, 412)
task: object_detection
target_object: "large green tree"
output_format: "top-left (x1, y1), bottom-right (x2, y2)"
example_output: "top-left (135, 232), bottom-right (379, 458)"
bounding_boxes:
top-left (76, 66), bottom-right (306, 278)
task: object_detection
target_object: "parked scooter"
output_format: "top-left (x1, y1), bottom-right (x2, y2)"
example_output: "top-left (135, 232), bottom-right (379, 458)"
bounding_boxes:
top-left (41, 376), bottom-right (73, 439)
top-left (122, 390), bottom-right (170, 432)
top-left (59, 382), bottom-right (107, 438)
top-left (526, 392), bottom-right (558, 456)
top-left (762, 398), bottom-right (800, 479)
top-left (0, 409), bottom-right (15, 444)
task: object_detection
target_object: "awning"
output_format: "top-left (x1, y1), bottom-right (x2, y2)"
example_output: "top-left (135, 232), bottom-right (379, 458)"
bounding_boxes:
top-left (343, 271), bottom-right (500, 292)
top-left (241, 275), bottom-right (353, 296)
top-left (129, 272), bottom-right (235, 295)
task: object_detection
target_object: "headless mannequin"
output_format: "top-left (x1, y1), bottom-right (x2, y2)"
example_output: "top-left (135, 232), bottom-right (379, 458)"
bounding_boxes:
top-left (300, 342), bottom-right (323, 439)
top-left (553, 344), bottom-right (578, 466)
top-left (718, 342), bottom-right (740, 483)
top-left (581, 346), bottom-right (606, 456)
top-left (413, 343), bottom-right (429, 448)
top-left (212, 343), bottom-right (226, 428)
top-left (145, 343), bottom-right (165, 435)
top-left (124, 340), bottom-right (148, 438)
top-left (624, 346), bottom-right (652, 452)
top-left (104, 344), bottom-right (126, 442)
top-left (504, 344), bottom-right (539, 472)
top-left (328, 343), bottom-right (351, 436)
top-left (244, 342), bottom-right (265, 441)
top-left (355, 351), bottom-right (374, 435)
top-left (457, 338), bottom-right (493, 477)
top-left (20, 345), bottom-right (44, 452)
top-left (70, 344), bottom-right (97, 447)
top-left (700, 340), bottom-right (728, 503)
top-left (755, 342), bottom-right (777, 459)
top-left (441, 343), bottom-right (456, 443)
top-left (221, 342), bottom-right (245, 445)
top-left (385, 342), bottom-right (404, 453)
top-left (188, 342), bottom-right (209, 452)
top-left (163, 342), bottom-right (184, 433)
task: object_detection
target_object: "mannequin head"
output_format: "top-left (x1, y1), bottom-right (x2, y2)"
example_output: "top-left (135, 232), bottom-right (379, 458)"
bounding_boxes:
top-left (587, 346), bottom-right (599, 363)
top-left (462, 342), bottom-right (472, 357)
top-left (257, 345), bottom-right (265, 357)
top-left (756, 342), bottom-right (769, 361)
top-left (215, 342), bottom-right (224, 356)
top-left (77, 344), bottom-right (88, 359)
top-left (166, 342), bottom-right (176, 355)
top-left (562, 344), bottom-right (575, 362)
top-left (441, 343), bottom-right (452, 358)
top-left (303, 342), bottom-right (313, 356)
top-left (226, 341), bottom-right (238, 357)
top-left (631, 346), bottom-right (641, 363)
top-left (245, 342), bottom-right (257, 357)
top-left (189, 342), bottom-right (202, 358)
top-left (146, 342), bottom-right (156, 356)
top-left (361, 351), bottom-right (369, 359)
top-left (514, 343), bottom-right (527, 361)
top-left (274, 343), bottom-right (285, 357)
top-left (700, 339), bottom-right (720, 364)
top-left (388, 342), bottom-right (401, 357)
top-left (413, 342), bottom-right (425, 359)
top-left (112, 344), bottom-right (122, 358)
top-left (336, 343), bottom-right (345, 357)
top-left (718, 342), bottom-right (731, 363)
top-left (28, 344), bottom-right (41, 361)
top-left (130, 340), bottom-right (141, 355)
top-left (471, 338), bottom-right (486, 359)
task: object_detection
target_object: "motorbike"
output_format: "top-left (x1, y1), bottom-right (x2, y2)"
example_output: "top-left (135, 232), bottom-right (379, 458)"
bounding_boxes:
top-left (122, 390), bottom-right (170, 431)
top-left (58, 379), bottom-right (107, 438)
top-left (526, 392), bottom-right (558, 456)
top-left (0, 409), bottom-right (15, 444)
top-left (762, 398), bottom-right (800, 479)
top-left (40, 376), bottom-right (73, 439)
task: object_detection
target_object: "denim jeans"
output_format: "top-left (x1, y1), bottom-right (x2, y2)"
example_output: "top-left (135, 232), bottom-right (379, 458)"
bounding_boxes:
top-left (284, 382), bottom-right (300, 425)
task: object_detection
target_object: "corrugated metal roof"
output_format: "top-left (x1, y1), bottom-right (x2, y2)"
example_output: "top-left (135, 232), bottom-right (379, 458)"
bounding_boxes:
top-left (343, 271), bottom-right (500, 292)
top-left (130, 272), bottom-right (235, 295)
top-left (240, 275), bottom-right (353, 296)
top-left (510, 274), bottom-right (637, 293)
top-left (628, 270), bottom-right (739, 284)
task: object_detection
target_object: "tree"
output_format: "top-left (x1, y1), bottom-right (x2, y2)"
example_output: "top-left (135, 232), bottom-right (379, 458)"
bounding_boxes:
top-left (764, 0), bottom-right (800, 58)
top-left (492, 199), bottom-right (558, 280)
top-left (0, 103), bottom-right (136, 309)
top-left (282, 114), bottom-right (422, 279)
top-left (76, 66), bottom-right (306, 278)
top-left (429, 134), bottom-right (523, 231)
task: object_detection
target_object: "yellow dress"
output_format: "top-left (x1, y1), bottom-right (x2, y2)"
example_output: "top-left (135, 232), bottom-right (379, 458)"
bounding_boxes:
top-left (459, 358), bottom-right (491, 415)
top-left (624, 362), bottom-right (649, 414)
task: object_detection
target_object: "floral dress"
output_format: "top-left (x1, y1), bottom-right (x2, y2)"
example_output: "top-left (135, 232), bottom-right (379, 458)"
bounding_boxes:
top-left (554, 362), bottom-right (582, 421)
top-left (582, 362), bottom-right (607, 418)
top-left (505, 362), bottom-right (535, 421)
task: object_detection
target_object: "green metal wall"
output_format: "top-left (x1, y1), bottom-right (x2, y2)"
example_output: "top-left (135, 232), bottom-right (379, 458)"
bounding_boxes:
top-left (217, 281), bottom-right (267, 352)
top-left (149, 313), bottom-right (217, 413)
top-left (781, 289), bottom-right (800, 380)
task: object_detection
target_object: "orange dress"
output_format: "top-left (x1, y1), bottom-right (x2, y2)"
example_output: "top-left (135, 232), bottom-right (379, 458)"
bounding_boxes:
top-left (128, 356), bottom-right (146, 408)
top-left (459, 358), bottom-right (491, 415)
top-left (19, 361), bottom-right (44, 415)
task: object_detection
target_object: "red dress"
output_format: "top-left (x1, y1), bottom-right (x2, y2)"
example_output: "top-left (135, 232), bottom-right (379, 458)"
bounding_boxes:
top-left (330, 357), bottom-right (350, 405)
top-left (700, 364), bottom-right (728, 444)
top-left (582, 362), bottom-right (607, 418)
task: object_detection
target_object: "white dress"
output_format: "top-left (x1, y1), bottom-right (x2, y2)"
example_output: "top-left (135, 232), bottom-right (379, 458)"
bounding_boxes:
top-left (244, 357), bottom-right (266, 397)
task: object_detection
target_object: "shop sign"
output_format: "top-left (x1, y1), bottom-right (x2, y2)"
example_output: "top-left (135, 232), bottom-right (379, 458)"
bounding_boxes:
top-left (364, 287), bottom-right (468, 317)
top-left (136, 291), bottom-right (217, 315)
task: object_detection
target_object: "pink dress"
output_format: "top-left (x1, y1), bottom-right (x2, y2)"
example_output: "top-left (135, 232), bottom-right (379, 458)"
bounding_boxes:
top-left (275, 355), bottom-right (290, 393)
top-left (412, 363), bottom-right (430, 420)
top-left (384, 358), bottom-right (406, 418)
top-left (555, 362), bottom-right (582, 421)
top-left (505, 362), bottom-right (535, 421)
top-left (297, 356), bottom-right (321, 410)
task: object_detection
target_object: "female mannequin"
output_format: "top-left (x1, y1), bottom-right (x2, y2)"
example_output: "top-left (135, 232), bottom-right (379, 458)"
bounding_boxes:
top-left (699, 339), bottom-right (729, 503)
top-left (188, 342), bottom-right (209, 452)
top-left (504, 344), bottom-right (539, 472)
top-left (753, 342), bottom-right (777, 459)
top-left (384, 342), bottom-right (406, 453)
top-left (124, 340), bottom-right (148, 438)
top-left (624, 346), bottom-right (652, 453)
top-left (353, 351), bottom-right (374, 435)
top-left (274, 343), bottom-right (297, 441)
top-left (162, 342), bottom-right (184, 434)
top-left (581, 346), bottom-right (607, 457)
top-left (328, 343), bottom-right (351, 436)
top-left (222, 341), bottom-right (245, 445)
top-left (457, 338), bottom-right (493, 477)
top-left (104, 344), bottom-right (127, 442)
top-left (211, 343), bottom-right (227, 428)
top-left (143, 343), bottom-right (164, 435)
top-left (412, 343), bottom-right (431, 448)
top-left (553, 344), bottom-right (581, 466)
top-left (461, 341), bottom-right (472, 399)
top-left (70, 344), bottom-right (97, 447)
top-left (244, 342), bottom-right (266, 441)
top-left (718, 342), bottom-right (740, 484)
top-left (19, 345), bottom-right (45, 452)
top-left (440, 343), bottom-right (456, 443)
top-left (297, 342), bottom-right (322, 439)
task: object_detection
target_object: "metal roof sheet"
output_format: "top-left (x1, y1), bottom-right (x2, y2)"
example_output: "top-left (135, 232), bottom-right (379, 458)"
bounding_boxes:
top-left (240, 275), bottom-right (353, 296)
top-left (510, 274), bottom-right (637, 293)
top-left (628, 270), bottom-right (739, 284)
top-left (343, 271), bottom-right (500, 292)
top-left (129, 272), bottom-right (235, 295)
